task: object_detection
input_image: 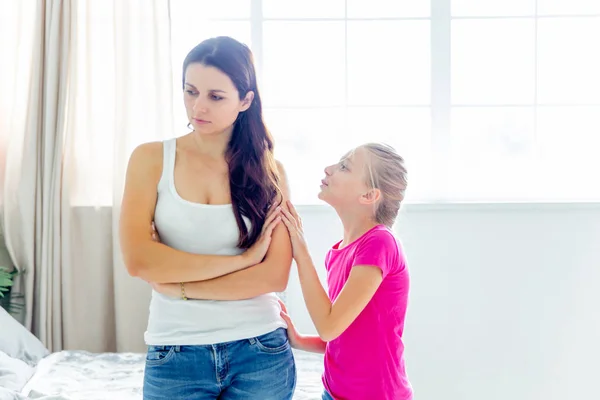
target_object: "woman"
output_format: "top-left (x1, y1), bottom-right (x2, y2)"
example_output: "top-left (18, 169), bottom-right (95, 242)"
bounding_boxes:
top-left (119, 36), bottom-right (296, 400)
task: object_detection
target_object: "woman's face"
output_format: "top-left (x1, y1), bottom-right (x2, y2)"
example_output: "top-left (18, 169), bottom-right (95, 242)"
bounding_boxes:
top-left (183, 63), bottom-right (253, 135)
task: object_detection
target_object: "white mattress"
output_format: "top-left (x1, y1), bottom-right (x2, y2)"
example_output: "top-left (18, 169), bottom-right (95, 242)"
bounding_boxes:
top-left (17, 350), bottom-right (324, 400)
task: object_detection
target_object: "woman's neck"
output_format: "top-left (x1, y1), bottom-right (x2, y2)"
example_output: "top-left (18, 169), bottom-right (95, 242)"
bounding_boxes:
top-left (190, 126), bottom-right (233, 158)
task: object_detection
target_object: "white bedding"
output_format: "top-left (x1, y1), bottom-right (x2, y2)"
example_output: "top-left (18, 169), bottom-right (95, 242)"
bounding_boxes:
top-left (15, 350), bottom-right (324, 400)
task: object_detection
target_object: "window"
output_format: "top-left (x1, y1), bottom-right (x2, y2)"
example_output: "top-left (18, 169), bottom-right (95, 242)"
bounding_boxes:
top-left (170, 0), bottom-right (600, 204)
top-left (448, 0), bottom-right (600, 202)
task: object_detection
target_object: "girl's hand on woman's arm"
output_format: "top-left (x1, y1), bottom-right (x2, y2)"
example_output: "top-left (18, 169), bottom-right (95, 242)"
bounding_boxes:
top-left (279, 300), bottom-right (327, 354)
top-left (279, 201), bottom-right (310, 263)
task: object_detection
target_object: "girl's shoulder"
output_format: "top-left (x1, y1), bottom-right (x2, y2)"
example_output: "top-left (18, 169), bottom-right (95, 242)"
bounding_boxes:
top-left (362, 225), bottom-right (400, 248)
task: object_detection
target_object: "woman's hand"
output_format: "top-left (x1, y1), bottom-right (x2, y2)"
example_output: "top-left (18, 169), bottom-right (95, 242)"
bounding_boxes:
top-left (147, 226), bottom-right (179, 297)
top-left (242, 204), bottom-right (282, 266)
top-left (279, 300), bottom-right (302, 349)
top-left (279, 200), bottom-right (309, 261)
top-left (151, 222), bottom-right (160, 243)
top-left (148, 222), bottom-right (170, 294)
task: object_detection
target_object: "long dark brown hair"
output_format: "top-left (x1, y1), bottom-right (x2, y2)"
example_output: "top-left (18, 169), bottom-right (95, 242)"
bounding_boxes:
top-left (182, 37), bottom-right (281, 249)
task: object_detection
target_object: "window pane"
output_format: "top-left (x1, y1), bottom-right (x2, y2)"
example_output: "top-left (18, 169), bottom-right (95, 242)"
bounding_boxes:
top-left (170, 22), bottom-right (251, 129)
top-left (171, 21), bottom-right (251, 54)
top-left (263, 0), bottom-right (345, 18)
top-left (537, 106), bottom-right (600, 200)
top-left (347, 21), bottom-right (430, 106)
top-left (452, 19), bottom-right (536, 105)
top-left (170, 21), bottom-right (251, 75)
top-left (347, 0), bottom-right (430, 18)
top-left (537, 18), bottom-right (600, 104)
top-left (448, 107), bottom-right (537, 201)
top-left (451, 0), bottom-right (535, 17)
top-left (538, 0), bottom-right (600, 15)
top-left (170, 0), bottom-right (250, 19)
top-left (262, 22), bottom-right (346, 107)
top-left (346, 107), bottom-right (433, 201)
top-left (264, 107), bottom-right (347, 205)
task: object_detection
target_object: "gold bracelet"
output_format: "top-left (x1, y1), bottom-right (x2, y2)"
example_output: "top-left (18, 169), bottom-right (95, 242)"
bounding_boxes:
top-left (180, 282), bottom-right (188, 301)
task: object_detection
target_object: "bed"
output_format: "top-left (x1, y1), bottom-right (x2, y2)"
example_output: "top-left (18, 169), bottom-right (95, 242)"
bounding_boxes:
top-left (1, 308), bottom-right (325, 400)
top-left (17, 349), bottom-right (324, 400)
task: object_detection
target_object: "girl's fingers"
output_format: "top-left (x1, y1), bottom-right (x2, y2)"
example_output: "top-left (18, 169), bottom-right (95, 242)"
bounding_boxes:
top-left (281, 207), bottom-right (298, 227)
top-left (286, 200), bottom-right (300, 221)
top-left (280, 311), bottom-right (292, 325)
top-left (278, 299), bottom-right (288, 313)
top-left (282, 205), bottom-right (303, 232)
top-left (280, 212), bottom-right (292, 226)
top-left (280, 213), bottom-right (299, 234)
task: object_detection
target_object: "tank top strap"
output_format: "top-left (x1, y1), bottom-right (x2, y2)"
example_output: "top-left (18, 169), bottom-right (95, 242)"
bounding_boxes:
top-left (158, 138), bottom-right (176, 191)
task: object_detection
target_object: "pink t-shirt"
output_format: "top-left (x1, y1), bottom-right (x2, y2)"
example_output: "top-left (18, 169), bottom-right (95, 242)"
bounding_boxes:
top-left (322, 224), bottom-right (413, 400)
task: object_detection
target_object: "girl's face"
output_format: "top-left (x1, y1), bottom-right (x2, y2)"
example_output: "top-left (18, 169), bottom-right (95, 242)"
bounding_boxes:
top-left (318, 146), bottom-right (375, 208)
top-left (183, 63), bottom-right (253, 136)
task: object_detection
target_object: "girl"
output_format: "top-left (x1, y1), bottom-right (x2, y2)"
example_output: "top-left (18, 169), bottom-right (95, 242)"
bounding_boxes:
top-left (119, 37), bottom-right (295, 399)
top-left (278, 143), bottom-right (413, 400)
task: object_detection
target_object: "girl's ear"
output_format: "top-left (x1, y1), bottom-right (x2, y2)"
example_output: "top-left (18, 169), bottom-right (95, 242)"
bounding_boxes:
top-left (359, 188), bottom-right (381, 205)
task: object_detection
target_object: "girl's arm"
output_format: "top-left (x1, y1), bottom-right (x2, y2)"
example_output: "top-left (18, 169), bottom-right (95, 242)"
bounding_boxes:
top-left (279, 300), bottom-right (327, 354)
top-left (154, 161), bottom-right (294, 300)
top-left (280, 204), bottom-right (384, 342)
top-left (294, 254), bottom-right (383, 342)
top-left (119, 142), bottom-right (269, 284)
top-left (291, 335), bottom-right (327, 354)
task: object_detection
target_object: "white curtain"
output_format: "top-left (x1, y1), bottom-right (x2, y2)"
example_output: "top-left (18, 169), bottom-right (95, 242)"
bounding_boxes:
top-left (0, 0), bottom-right (173, 353)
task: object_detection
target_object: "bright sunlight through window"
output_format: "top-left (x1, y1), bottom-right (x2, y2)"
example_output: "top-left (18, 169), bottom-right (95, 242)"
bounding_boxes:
top-left (169, 0), bottom-right (600, 204)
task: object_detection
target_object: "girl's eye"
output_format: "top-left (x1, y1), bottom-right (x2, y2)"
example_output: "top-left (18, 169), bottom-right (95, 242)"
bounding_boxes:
top-left (210, 94), bottom-right (223, 101)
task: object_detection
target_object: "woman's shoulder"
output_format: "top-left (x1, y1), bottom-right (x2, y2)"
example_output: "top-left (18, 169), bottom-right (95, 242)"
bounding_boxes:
top-left (274, 159), bottom-right (287, 177)
top-left (131, 140), bottom-right (164, 159)
top-left (126, 141), bottom-right (165, 178)
top-left (274, 159), bottom-right (291, 200)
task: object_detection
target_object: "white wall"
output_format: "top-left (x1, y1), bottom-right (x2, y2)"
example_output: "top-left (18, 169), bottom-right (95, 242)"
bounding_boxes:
top-left (288, 203), bottom-right (600, 400)
top-left (64, 202), bottom-right (600, 399)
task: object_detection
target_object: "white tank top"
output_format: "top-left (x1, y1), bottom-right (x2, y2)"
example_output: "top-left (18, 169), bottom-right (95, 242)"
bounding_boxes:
top-left (144, 138), bottom-right (286, 345)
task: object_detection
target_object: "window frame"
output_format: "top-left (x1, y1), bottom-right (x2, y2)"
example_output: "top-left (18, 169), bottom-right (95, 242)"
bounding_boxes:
top-left (169, 0), bottom-right (600, 204)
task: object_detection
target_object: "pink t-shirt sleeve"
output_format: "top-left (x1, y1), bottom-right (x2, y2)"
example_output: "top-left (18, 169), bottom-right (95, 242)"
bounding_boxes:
top-left (353, 229), bottom-right (399, 279)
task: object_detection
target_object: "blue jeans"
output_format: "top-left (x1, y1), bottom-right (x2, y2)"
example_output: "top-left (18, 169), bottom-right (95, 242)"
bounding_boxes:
top-left (322, 389), bottom-right (334, 400)
top-left (143, 328), bottom-right (296, 399)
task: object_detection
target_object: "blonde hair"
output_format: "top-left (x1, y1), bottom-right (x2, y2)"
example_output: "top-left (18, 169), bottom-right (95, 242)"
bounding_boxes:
top-left (362, 143), bottom-right (408, 228)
